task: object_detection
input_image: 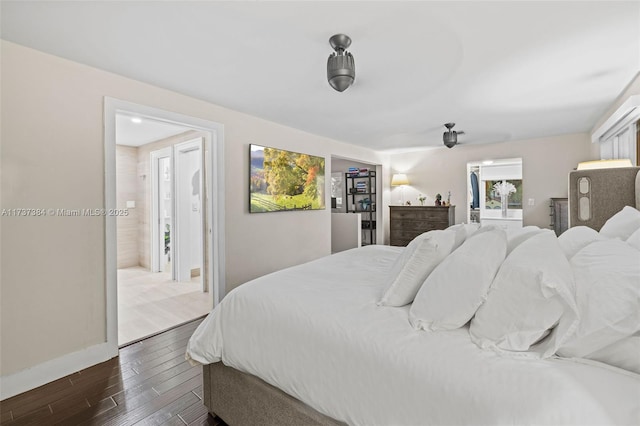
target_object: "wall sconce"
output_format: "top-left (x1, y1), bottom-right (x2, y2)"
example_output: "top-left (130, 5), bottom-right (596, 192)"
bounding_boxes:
top-left (391, 173), bottom-right (410, 205)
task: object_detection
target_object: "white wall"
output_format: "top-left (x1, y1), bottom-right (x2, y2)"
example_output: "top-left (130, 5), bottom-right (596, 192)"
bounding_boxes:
top-left (592, 71), bottom-right (640, 133)
top-left (589, 72), bottom-right (640, 161)
top-left (331, 213), bottom-right (361, 253)
top-left (115, 145), bottom-right (139, 268)
top-left (0, 41), bottom-right (387, 385)
top-left (389, 133), bottom-right (594, 228)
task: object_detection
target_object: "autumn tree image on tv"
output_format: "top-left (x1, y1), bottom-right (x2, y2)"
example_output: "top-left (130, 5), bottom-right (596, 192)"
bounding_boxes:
top-left (250, 145), bottom-right (325, 213)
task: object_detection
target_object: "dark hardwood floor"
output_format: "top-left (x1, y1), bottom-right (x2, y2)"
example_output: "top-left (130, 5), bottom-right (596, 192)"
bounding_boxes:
top-left (0, 319), bottom-right (227, 426)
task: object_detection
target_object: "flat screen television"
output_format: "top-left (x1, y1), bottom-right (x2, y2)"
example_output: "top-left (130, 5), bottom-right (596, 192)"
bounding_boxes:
top-left (250, 144), bottom-right (325, 213)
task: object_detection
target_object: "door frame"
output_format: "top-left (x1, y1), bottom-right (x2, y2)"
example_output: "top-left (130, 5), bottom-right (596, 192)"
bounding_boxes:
top-left (151, 146), bottom-right (173, 273)
top-left (104, 97), bottom-right (225, 355)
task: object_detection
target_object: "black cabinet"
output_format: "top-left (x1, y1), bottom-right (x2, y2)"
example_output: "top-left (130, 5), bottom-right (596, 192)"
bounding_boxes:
top-left (345, 171), bottom-right (376, 245)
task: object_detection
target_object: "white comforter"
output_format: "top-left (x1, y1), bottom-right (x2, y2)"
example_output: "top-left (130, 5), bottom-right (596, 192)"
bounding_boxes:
top-left (186, 245), bottom-right (640, 426)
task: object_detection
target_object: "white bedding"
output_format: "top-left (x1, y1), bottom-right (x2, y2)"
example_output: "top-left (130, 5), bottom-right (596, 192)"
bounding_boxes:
top-left (186, 245), bottom-right (640, 426)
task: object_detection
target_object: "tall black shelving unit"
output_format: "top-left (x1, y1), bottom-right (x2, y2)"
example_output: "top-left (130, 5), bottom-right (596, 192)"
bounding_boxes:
top-left (345, 170), bottom-right (376, 245)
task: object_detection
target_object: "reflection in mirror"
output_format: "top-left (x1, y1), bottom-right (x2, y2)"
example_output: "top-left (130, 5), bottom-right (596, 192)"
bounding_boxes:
top-left (468, 164), bottom-right (480, 223)
top-left (467, 158), bottom-right (523, 229)
top-left (331, 172), bottom-right (344, 211)
top-left (485, 179), bottom-right (523, 209)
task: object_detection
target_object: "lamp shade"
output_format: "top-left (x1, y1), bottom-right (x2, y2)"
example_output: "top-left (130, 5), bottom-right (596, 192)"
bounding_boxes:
top-left (391, 173), bottom-right (409, 186)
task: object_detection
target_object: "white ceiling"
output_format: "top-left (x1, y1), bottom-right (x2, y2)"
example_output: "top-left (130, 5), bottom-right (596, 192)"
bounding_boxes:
top-left (115, 113), bottom-right (192, 147)
top-left (2, 1), bottom-right (639, 151)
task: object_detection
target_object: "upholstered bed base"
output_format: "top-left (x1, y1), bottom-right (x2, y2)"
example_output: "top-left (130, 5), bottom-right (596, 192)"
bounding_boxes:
top-left (203, 362), bottom-right (346, 426)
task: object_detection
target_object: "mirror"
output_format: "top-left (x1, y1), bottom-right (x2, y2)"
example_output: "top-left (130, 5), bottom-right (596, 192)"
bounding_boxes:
top-left (467, 158), bottom-right (523, 229)
top-left (331, 172), bottom-right (344, 212)
top-left (468, 163), bottom-right (480, 223)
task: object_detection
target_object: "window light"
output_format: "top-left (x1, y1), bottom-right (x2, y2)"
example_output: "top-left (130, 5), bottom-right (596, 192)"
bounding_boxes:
top-left (576, 159), bottom-right (633, 170)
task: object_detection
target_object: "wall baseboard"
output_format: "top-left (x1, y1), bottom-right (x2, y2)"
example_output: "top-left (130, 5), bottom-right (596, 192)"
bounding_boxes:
top-left (0, 342), bottom-right (116, 401)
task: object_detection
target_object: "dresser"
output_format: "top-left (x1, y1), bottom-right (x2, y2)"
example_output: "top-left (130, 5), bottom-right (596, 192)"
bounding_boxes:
top-left (389, 206), bottom-right (455, 246)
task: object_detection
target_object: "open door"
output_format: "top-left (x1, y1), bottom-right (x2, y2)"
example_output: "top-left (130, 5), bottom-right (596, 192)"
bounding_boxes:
top-left (174, 138), bottom-right (204, 284)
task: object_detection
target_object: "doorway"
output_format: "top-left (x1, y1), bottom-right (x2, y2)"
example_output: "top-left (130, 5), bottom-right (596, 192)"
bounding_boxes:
top-left (106, 98), bottom-right (225, 351)
top-left (330, 156), bottom-right (383, 252)
top-left (151, 139), bottom-right (206, 286)
top-left (151, 147), bottom-right (173, 274)
top-left (466, 158), bottom-right (523, 230)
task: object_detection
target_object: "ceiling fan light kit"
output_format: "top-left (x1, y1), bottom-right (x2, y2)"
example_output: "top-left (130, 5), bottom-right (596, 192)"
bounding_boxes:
top-left (327, 34), bottom-right (355, 92)
top-left (443, 122), bottom-right (465, 148)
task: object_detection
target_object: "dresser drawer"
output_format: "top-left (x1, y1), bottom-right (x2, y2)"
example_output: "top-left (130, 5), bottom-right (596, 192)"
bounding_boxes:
top-left (390, 210), bottom-right (450, 221)
top-left (390, 221), bottom-right (444, 232)
top-left (390, 210), bottom-right (422, 220)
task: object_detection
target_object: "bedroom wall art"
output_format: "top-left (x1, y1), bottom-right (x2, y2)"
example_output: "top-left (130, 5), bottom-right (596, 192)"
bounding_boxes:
top-left (250, 144), bottom-right (325, 213)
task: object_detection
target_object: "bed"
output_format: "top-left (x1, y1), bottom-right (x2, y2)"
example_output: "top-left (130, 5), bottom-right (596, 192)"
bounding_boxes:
top-left (186, 167), bottom-right (640, 426)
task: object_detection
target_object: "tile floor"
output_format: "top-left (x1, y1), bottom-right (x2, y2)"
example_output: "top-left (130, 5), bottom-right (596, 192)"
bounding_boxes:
top-left (117, 267), bottom-right (213, 346)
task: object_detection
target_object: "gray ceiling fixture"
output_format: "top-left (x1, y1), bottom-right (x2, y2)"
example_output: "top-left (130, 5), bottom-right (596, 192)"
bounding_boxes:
top-left (327, 34), bottom-right (355, 92)
top-left (443, 123), bottom-right (465, 148)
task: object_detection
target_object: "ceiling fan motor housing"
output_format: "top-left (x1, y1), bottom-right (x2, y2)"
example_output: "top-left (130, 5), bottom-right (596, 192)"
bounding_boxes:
top-left (327, 34), bottom-right (355, 92)
top-left (443, 131), bottom-right (457, 148)
top-left (327, 52), bottom-right (355, 92)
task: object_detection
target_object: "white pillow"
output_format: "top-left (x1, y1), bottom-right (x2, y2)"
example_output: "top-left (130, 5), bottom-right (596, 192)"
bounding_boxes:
top-left (447, 223), bottom-right (481, 242)
top-left (599, 206), bottom-right (640, 239)
top-left (558, 226), bottom-right (602, 259)
top-left (586, 335), bottom-right (640, 375)
top-left (470, 230), bottom-right (578, 358)
top-left (505, 226), bottom-right (544, 254)
top-left (557, 239), bottom-right (640, 362)
top-left (378, 230), bottom-right (458, 307)
top-left (627, 227), bottom-right (640, 251)
top-left (409, 228), bottom-right (507, 331)
top-left (445, 223), bottom-right (468, 251)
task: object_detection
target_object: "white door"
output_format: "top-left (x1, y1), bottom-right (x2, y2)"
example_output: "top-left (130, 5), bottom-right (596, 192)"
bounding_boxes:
top-left (151, 147), bottom-right (172, 273)
top-left (174, 138), bottom-right (204, 283)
